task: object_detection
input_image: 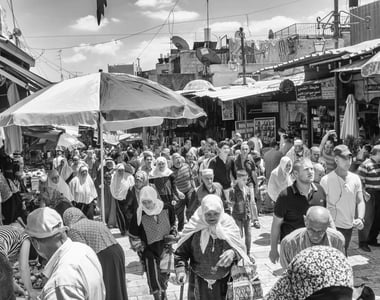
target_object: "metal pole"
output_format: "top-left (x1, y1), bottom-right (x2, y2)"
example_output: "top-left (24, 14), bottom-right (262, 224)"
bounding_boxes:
top-left (239, 27), bottom-right (248, 138)
top-left (100, 114), bottom-right (105, 223)
top-left (333, 0), bottom-right (340, 140)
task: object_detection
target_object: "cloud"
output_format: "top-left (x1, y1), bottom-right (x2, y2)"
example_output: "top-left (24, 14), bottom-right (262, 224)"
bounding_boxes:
top-left (142, 9), bottom-right (199, 21)
top-left (74, 40), bottom-right (123, 56)
top-left (249, 16), bottom-right (298, 35)
top-left (135, 0), bottom-right (174, 9)
top-left (70, 15), bottom-right (109, 31)
top-left (111, 17), bottom-right (121, 23)
top-left (210, 21), bottom-right (242, 34)
top-left (63, 53), bottom-right (87, 64)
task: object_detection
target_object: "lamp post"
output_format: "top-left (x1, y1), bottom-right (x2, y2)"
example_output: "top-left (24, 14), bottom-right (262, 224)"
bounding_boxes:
top-left (333, 0), bottom-right (340, 141)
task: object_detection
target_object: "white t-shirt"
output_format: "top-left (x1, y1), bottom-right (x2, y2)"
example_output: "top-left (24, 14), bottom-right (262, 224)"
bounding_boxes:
top-left (320, 171), bottom-right (362, 229)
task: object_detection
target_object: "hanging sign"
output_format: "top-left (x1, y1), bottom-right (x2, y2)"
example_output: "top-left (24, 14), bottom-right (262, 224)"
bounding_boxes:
top-left (296, 83), bottom-right (322, 101)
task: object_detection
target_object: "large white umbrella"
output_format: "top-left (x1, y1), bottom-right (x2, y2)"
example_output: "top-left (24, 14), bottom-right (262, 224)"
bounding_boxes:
top-left (340, 94), bottom-right (359, 140)
top-left (0, 72), bottom-right (206, 221)
top-left (361, 52), bottom-right (380, 77)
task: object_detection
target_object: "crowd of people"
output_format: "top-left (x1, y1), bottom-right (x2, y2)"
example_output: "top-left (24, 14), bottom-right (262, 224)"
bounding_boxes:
top-left (0, 128), bottom-right (378, 300)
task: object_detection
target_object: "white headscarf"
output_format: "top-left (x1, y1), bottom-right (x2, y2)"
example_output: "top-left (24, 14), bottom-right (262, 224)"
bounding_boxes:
top-left (136, 186), bottom-right (164, 225)
top-left (56, 156), bottom-right (73, 181)
top-left (267, 156), bottom-right (294, 202)
top-left (177, 194), bottom-right (251, 264)
top-left (110, 163), bottom-right (135, 200)
top-left (151, 156), bottom-right (173, 178)
top-left (69, 165), bottom-right (97, 204)
top-left (47, 170), bottom-right (74, 202)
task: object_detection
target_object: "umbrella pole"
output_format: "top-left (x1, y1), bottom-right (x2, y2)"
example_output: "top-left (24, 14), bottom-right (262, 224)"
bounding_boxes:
top-left (100, 115), bottom-right (106, 223)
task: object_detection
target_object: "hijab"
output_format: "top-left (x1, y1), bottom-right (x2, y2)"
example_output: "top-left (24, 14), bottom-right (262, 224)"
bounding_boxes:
top-left (177, 194), bottom-right (251, 264)
top-left (267, 156), bottom-right (293, 202)
top-left (56, 156), bottom-right (73, 181)
top-left (136, 185), bottom-right (164, 225)
top-left (265, 246), bottom-right (353, 300)
top-left (69, 164), bottom-right (97, 204)
top-left (62, 206), bottom-right (87, 227)
top-left (110, 163), bottom-right (135, 200)
top-left (47, 170), bottom-right (74, 202)
top-left (151, 156), bottom-right (173, 178)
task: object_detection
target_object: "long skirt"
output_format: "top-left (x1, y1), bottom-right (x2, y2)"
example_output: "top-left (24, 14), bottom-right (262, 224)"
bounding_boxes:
top-left (97, 243), bottom-right (128, 300)
top-left (188, 270), bottom-right (229, 300)
top-left (104, 186), bottom-right (117, 227)
top-left (115, 199), bottom-right (128, 235)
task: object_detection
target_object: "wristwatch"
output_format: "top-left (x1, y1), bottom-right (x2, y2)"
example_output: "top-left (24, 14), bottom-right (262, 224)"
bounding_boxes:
top-left (358, 217), bottom-right (365, 224)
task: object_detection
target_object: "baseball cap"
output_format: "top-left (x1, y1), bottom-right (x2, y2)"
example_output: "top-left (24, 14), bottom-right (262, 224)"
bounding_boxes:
top-left (25, 207), bottom-right (68, 239)
top-left (333, 144), bottom-right (352, 158)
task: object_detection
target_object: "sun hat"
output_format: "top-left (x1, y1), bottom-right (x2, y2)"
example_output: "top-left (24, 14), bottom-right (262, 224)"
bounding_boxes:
top-left (25, 207), bottom-right (68, 239)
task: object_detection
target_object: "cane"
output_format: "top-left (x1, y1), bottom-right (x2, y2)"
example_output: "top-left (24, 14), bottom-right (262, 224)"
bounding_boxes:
top-left (179, 283), bottom-right (184, 300)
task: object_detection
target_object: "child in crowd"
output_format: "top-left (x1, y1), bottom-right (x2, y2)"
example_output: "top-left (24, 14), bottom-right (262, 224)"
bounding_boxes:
top-left (230, 169), bottom-right (253, 255)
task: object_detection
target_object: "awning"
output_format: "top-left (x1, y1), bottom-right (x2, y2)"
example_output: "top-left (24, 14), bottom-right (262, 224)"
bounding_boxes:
top-left (181, 73), bottom-right (305, 102)
top-left (0, 55), bottom-right (51, 92)
top-left (331, 58), bottom-right (370, 73)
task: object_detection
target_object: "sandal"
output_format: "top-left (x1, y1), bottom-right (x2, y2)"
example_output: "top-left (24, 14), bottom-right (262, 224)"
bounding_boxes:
top-left (252, 220), bottom-right (261, 229)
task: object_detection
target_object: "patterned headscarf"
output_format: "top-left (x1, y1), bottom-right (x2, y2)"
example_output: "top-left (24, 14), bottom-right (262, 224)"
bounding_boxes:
top-left (63, 207), bottom-right (86, 227)
top-left (265, 246), bottom-right (353, 300)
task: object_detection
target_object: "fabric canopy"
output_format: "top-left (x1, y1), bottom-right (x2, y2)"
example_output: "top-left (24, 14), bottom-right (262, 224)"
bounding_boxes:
top-left (340, 94), bottom-right (359, 140)
top-left (361, 52), bottom-right (380, 77)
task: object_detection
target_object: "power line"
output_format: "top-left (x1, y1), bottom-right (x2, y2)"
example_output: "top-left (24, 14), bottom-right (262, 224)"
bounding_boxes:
top-left (28, 0), bottom-right (303, 51)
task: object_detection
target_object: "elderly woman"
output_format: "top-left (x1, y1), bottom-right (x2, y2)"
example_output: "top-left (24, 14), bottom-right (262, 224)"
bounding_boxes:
top-left (62, 207), bottom-right (128, 300)
top-left (55, 156), bottom-right (74, 184)
top-left (69, 164), bottom-right (98, 219)
top-left (175, 194), bottom-right (252, 300)
top-left (129, 186), bottom-right (176, 300)
top-left (149, 156), bottom-right (184, 207)
top-left (267, 156), bottom-right (293, 202)
top-left (110, 163), bottom-right (135, 235)
top-left (46, 170), bottom-right (73, 202)
top-left (265, 246), bottom-right (355, 300)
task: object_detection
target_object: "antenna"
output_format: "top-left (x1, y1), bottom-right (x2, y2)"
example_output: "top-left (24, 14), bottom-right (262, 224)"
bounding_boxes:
top-left (58, 50), bottom-right (64, 81)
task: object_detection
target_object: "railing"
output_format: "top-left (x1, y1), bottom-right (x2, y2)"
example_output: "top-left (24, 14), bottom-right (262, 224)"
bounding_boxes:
top-left (274, 23), bottom-right (334, 39)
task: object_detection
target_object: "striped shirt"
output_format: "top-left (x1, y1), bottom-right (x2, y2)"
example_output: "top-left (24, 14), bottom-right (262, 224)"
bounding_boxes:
top-left (321, 151), bottom-right (336, 174)
top-left (171, 163), bottom-right (193, 193)
top-left (358, 158), bottom-right (380, 190)
top-left (0, 226), bottom-right (29, 261)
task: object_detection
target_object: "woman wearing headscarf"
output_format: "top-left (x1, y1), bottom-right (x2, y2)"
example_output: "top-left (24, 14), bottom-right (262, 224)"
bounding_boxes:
top-left (129, 186), bottom-right (176, 300)
top-left (267, 156), bottom-right (293, 202)
top-left (84, 149), bottom-right (96, 179)
top-left (110, 163), bottom-right (135, 235)
top-left (55, 156), bottom-right (74, 184)
top-left (265, 246), bottom-right (354, 300)
top-left (62, 207), bottom-right (128, 300)
top-left (69, 164), bottom-right (98, 219)
top-left (70, 155), bottom-right (81, 178)
top-left (41, 170), bottom-right (73, 208)
top-left (174, 194), bottom-right (252, 300)
top-left (149, 156), bottom-right (184, 208)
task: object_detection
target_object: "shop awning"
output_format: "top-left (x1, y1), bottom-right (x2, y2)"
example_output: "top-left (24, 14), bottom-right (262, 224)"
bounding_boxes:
top-left (331, 58), bottom-right (370, 73)
top-left (0, 56), bottom-right (51, 92)
top-left (181, 73), bottom-right (305, 102)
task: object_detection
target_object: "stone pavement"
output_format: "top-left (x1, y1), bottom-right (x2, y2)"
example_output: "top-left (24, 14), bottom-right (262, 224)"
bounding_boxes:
top-left (116, 214), bottom-right (380, 299)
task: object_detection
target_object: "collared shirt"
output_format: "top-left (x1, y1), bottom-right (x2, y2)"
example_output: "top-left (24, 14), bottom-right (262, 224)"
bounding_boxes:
top-left (320, 171), bottom-right (362, 229)
top-left (358, 157), bottom-right (380, 190)
top-left (39, 238), bottom-right (105, 300)
top-left (280, 227), bottom-right (345, 269)
top-left (274, 181), bottom-right (326, 240)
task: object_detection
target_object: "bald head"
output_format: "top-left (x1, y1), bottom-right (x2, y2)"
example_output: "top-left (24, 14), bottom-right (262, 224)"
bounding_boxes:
top-left (306, 206), bottom-right (330, 224)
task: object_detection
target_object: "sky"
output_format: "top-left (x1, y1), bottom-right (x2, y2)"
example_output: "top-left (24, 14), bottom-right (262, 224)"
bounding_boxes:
top-left (0, 0), bottom-right (377, 82)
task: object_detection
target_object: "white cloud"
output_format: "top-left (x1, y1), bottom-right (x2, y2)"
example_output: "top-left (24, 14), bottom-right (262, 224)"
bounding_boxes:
top-left (74, 40), bottom-right (123, 56)
top-left (70, 15), bottom-right (109, 31)
top-left (63, 53), bottom-right (87, 64)
top-left (142, 9), bottom-right (199, 21)
top-left (111, 17), bottom-right (121, 23)
top-left (249, 16), bottom-right (298, 35)
top-left (135, 0), bottom-right (174, 9)
top-left (210, 21), bottom-right (242, 34)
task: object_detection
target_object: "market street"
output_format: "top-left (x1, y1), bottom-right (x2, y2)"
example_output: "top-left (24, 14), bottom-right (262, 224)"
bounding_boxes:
top-left (116, 214), bottom-right (380, 299)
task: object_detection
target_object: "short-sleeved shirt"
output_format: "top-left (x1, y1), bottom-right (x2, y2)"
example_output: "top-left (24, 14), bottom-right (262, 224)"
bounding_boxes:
top-left (357, 158), bottom-right (380, 190)
top-left (274, 182), bottom-right (326, 240)
top-left (320, 171), bottom-right (362, 229)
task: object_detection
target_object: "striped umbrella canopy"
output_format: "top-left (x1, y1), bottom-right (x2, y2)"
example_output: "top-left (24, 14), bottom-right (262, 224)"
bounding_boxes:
top-left (340, 94), bottom-right (359, 140)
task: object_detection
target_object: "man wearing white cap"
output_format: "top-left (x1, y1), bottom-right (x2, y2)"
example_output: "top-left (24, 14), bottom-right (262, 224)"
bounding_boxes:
top-left (25, 207), bottom-right (105, 300)
top-left (286, 139), bottom-right (311, 164)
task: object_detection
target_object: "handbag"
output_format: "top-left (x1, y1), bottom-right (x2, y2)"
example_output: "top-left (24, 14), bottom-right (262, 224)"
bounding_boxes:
top-left (160, 247), bottom-right (175, 273)
top-left (226, 262), bottom-right (263, 300)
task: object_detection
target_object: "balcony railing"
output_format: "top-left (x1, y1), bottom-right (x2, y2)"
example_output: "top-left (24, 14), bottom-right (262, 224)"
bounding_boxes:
top-left (274, 23), bottom-right (334, 39)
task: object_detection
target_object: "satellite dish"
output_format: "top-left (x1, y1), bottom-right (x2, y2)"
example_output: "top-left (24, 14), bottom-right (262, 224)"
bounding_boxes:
top-left (196, 47), bottom-right (221, 66)
top-left (171, 36), bottom-right (190, 51)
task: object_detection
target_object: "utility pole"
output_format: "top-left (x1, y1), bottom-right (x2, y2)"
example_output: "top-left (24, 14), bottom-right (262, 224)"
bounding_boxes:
top-left (58, 50), bottom-right (64, 81)
top-left (239, 27), bottom-right (248, 138)
top-left (333, 0), bottom-right (340, 140)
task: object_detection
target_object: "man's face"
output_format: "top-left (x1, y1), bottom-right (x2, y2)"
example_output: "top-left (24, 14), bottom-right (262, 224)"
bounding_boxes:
top-left (324, 141), bottom-right (334, 155)
top-left (294, 161), bottom-right (314, 184)
top-left (305, 219), bottom-right (328, 244)
top-left (335, 155), bottom-right (352, 171)
top-left (202, 174), bottom-right (214, 188)
top-left (220, 145), bottom-right (230, 156)
top-left (311, 150), bottom-right (320, 163)
top-left (145, 156), bottom-right (153, 167)
top-left (173, 156), bottom-right (182, 168)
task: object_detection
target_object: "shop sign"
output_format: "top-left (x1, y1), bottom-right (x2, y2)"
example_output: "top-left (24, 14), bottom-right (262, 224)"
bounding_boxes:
top-left (262, 102), bottom-right (279, 113)
top-left (296, 83), bottom-right (322, 101)
top-left (222, 101), bottom-right (235, 121)
top-left (366, 83), bottom-right (380, 91)
top-left (320, 77), bottom-right (335, 99)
